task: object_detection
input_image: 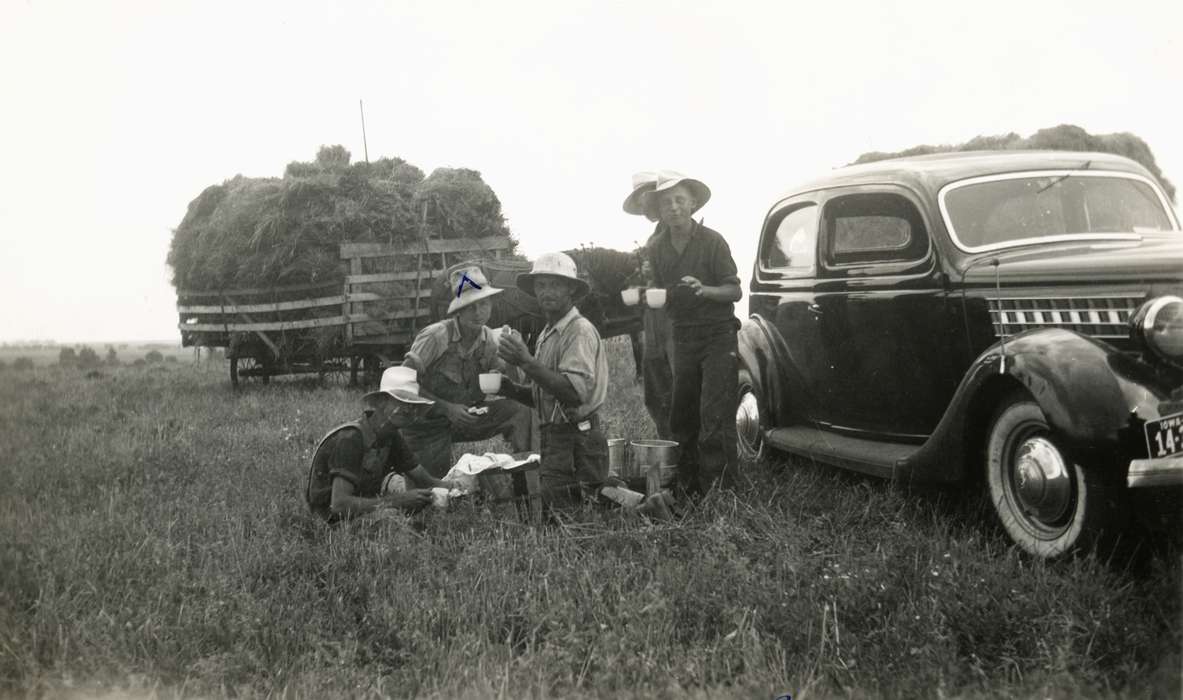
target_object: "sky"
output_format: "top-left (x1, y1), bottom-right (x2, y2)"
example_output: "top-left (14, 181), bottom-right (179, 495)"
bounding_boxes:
top-left (1, 0), bottom-right (1180, 343)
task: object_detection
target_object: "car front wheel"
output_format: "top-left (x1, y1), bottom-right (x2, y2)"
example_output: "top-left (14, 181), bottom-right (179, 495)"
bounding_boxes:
top-left (985, 396), bottom-right (1124, 558)
top-left (736, 370), bottom-right (764, 462)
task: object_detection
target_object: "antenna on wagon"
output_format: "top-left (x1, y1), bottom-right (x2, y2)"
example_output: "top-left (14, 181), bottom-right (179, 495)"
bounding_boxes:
top-left (359, 99), bottom-right (370, 164)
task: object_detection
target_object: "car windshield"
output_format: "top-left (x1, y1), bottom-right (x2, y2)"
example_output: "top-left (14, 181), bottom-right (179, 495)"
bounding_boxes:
top-left (942, 173), bottom-right (1175, 251)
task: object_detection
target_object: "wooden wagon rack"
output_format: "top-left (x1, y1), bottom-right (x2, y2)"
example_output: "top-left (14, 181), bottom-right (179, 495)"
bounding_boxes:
top-left (177, 235), bottom-right (514, 386)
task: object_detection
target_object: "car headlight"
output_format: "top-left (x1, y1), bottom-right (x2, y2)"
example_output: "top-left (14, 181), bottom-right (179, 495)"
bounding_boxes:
top-left (1131, 295), bottom-right (1183, 366)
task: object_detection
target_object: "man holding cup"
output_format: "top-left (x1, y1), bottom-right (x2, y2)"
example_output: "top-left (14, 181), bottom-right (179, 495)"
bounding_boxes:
top-left (398, 266), bottom-right (535, 478)
top-left (622, 172), bottom-right (675, 440)
top-left (643, 172), bottom-right (742, 496)
top-left (495, 252), bottom-right (611, 509)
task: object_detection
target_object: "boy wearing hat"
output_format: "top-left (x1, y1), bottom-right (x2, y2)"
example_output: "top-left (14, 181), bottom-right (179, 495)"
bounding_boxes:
top-left (398, 266), bottom-right (535, 478)
top-left (305, 367), bottom-right (463, 522)
top-left (623, 172), bottom-right (675, 440)
top-left (643, 171), bottom-right (742, 495)
top-left (495, 252), bottom-right (611, 508)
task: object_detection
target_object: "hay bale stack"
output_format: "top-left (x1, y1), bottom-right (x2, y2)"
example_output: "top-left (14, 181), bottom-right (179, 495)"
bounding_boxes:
top-left (168, 146), bottom-right (515, 293)
top-left (414, 168), bottom-right (512, 240)
top-left (852, 124), bottom-right (1175, 201)
top-left (168, 146), bottom-right (517, 359)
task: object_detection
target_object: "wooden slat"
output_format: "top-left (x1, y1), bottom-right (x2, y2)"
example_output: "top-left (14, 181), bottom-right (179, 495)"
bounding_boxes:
top-left (347, 289), bottom-right (433, 301)
top-left (355, 309), bottom-right (433, 322)
top-left (349, 333), bottom-right (416, 345)
top-left (176, 280), bottom-right (341, 300)
top-left (178, 294), bottom-right (347, 314)
top-left (345, 270), bottom-right (425, 284)
top-left (178, 315), bottom-right (348, 332)
top-left (339, 236), bottom-right (512, 259)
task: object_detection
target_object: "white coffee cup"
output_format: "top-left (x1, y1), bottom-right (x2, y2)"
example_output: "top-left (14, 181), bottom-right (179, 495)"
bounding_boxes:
top-left (431, 487), bottom-right (450, 509)
top-left (620, 288), bottom-right (640, 306)
top-left (479, 372), bottom-right (502, 395)
top-left (645, 288), bottom-right (667, 309)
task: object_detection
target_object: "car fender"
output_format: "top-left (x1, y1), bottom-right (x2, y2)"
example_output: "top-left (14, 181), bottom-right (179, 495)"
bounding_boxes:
top-left (737, 316), bottom-right (815, 426)
top-left (900, 328), bottom-right (1163, 484)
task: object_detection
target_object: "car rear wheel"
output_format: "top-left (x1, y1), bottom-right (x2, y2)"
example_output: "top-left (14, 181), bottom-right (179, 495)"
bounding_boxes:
top-left (736, 370), bottom-right (764, 462)
top-left (985, 396), bottom-right (1123, 558)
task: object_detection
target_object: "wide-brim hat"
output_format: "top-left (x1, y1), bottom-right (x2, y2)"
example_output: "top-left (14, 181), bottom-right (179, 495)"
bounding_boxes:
top-left (363, 366), bottom-right (435, 407)
top-left (516, 251), bottom-right (590, 300)
top-left (446, 265), bottom-right (504, 315)
top-left (643, 170), bottom-right (711, 219)
top-left (623, 171), bottom-right (660, 222)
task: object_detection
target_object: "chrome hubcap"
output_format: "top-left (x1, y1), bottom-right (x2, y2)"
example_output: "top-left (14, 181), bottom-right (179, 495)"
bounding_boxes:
top-left (736, 391), bottom-right (761, 449)
top-left (1012, 436), bottom-right (1072, 525)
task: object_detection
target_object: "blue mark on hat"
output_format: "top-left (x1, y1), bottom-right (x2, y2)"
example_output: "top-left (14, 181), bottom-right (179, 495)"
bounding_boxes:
top-left (456, 272), bottom-right (482, 298)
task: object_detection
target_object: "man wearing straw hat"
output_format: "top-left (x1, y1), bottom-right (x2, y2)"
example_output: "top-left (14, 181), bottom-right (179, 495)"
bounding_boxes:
top-left (495, 252), bottom-right (611, 508)
top-left (623, 171), bottom-right (675, 440)
top-left (305, 366), bottom-right (464, 522)
top-left (398, 266), bottom-right (536, 478)
top-left (643, 171), bottom-right (742, 496)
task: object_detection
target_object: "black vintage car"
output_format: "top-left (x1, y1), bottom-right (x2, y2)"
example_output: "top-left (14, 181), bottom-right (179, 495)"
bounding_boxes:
top-left (735, 151), bottom-right (1182, 557)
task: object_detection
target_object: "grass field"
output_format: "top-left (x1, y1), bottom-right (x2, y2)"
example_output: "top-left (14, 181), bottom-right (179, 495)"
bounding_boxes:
top-left (1, 337), bottom-right (1179, 698)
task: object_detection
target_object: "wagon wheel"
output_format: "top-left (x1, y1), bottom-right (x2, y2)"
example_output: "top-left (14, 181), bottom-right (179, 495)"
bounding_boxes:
top-left (230, 356), bottom-right (271, 386)
top-left (316, 357), bottom-right (353, 386)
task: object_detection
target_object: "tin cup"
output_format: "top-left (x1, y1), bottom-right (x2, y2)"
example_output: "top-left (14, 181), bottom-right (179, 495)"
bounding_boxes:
top-left (479, 372), bottom-right (502, 395)
top-left (620, 288), bottom-right (640, 306)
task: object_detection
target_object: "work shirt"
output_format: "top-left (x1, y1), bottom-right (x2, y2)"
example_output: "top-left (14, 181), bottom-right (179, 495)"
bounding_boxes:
top-left (532, 305), bottom-right (609, 425)
top-left (404, 318), bottom-right (505, 406)
top-left (305, 419), bottom-right (418, 521)
top-left (648, 220), bottom-right (741, 328)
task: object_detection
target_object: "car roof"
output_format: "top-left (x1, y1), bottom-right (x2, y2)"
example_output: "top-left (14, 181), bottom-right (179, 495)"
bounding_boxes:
top-left (778, 150), bottom-right (1156, 203)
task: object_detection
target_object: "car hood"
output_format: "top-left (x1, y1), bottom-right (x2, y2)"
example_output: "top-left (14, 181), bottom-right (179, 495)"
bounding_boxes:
top-left (959, 234), bottom-right (1183, 286)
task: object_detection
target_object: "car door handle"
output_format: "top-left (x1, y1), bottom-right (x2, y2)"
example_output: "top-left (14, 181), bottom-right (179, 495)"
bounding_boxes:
top-left (808, 303), bottom-right (823, 316)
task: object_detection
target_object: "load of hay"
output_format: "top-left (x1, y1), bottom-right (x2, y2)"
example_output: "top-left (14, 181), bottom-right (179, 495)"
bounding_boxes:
top-left (168, 146), bottom-right (517, 358)
top-left (853, 124), bottom-right (1175, 201)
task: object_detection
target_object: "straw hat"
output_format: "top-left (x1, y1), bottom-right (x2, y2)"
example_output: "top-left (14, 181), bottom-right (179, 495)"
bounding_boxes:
top-left (446, 265), bottom-right (504, 315)
top-left (515, 252), bottom-right (590, 299)
top-left (643, 170), bottom-right (711, 219)
top-left (363, 366), bottom-right (435, 407)
top-left (622, 171), bottom-right (659, 221)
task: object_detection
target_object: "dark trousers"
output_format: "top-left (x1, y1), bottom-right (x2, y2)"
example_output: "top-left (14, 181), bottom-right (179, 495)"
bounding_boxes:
top-left (400, 399), bottom-right (535, 478)
top-left (540, 414), bottom-right (608, 507)
top-left (670, 321), bottom-right (739, 493)
top-left (642, 308), bottom-right (675, 440)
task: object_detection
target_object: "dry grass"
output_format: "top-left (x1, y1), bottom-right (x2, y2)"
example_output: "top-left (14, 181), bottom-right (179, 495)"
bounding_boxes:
top-left (0, 338), bottom-right (1179, 698)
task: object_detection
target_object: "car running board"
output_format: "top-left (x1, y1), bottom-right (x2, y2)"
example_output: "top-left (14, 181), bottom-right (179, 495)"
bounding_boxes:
top-left (764, 426), bottom-right (922, 479)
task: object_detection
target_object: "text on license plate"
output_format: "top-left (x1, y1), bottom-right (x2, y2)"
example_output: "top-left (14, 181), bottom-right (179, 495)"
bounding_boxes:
top-left (1145, 412), bottom-right (1183, 459)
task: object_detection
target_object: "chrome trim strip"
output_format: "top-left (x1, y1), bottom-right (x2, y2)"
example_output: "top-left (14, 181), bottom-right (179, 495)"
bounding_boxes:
top-left (938, 170), bottom-right (1181, 254)
top-left (1127, 455), bottom-right (1183, 488)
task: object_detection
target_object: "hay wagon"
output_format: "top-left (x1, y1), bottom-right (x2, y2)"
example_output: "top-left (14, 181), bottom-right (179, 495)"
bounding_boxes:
top-left (176, 235), bottom-right (515, 386)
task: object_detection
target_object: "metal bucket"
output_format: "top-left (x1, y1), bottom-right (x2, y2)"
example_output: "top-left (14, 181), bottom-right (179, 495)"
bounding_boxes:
top-left (608, 438), bottom-right (629, 477)
top-left (629, 439), bottom-right (679, 480)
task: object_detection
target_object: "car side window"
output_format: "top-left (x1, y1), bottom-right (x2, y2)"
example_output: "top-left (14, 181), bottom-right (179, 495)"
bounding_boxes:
top-left (759, 203), bottom-right (818, 276)
top-left (823, 193), bottom-right (928, 266)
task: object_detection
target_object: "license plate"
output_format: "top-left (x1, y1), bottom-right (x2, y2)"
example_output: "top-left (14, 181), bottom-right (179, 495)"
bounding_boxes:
top-left (1145, 411), bottom-right (1183, 459)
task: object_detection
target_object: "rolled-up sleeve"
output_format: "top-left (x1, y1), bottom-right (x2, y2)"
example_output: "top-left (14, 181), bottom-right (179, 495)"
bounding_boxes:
top-left (403, 323), bottom-right (448, 372)
top-left (711, 235), bottom-right (741, 286)
top-left (557, 319), bottom-right (601, 404)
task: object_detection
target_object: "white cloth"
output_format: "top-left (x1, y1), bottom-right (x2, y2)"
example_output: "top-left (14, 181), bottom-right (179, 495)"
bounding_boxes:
top-left (444, 452), bottom-right (540, 494)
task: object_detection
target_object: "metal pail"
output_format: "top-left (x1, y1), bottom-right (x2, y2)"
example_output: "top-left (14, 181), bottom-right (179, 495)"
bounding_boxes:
top-left (629, 439), bottom-right (679, 480)
top-left (608, 438), bottom-right (628, 477)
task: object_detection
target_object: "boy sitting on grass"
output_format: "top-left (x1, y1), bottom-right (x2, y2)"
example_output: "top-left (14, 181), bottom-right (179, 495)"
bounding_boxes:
top-left (306, 367), bottom-right (463, 522)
